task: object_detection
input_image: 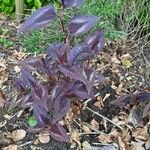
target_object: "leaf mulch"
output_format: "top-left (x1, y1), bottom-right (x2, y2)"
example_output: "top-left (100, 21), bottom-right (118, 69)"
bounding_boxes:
top-left (0, 14), bottom-right (150, 150)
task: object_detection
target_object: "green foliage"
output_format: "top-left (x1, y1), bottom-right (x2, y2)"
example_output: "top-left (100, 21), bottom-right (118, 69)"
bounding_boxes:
top-left (27, 116), bottom-right (37, 127)
top-left (0, 38), bottom-right (14, 48)
top-left (125, 0), bottom-right (150, 35)
top-left (21, 24), bottom-right (64, 54)
top-left (79, 0), bottom-right (127, 40)
top-left (0, 0), bottom-right (15, 14)
top-left (0, 0), bottom-right (57, 14)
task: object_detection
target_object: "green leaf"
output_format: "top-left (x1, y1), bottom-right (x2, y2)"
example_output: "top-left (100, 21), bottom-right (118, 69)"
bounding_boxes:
top-left (27, 0), bottom-right (32, 3)
top-left (31, 6), bottom-right (36, 13)
top-left (34, 0), bottom-right (42, 8)
top-left (3, 0), bottom-right (10, 4)
top-left (28, 116), bottom-right (37, 127)
top-left (122, 59), bottom-right (133, 68)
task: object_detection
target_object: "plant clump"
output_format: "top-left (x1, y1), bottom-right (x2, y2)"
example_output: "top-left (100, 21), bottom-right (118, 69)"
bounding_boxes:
top-left (15, 0), bottom-right (106, 142)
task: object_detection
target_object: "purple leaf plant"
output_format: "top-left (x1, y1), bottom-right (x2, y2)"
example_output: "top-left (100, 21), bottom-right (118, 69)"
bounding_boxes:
top-left (15, 0), bottom-right (106, 142)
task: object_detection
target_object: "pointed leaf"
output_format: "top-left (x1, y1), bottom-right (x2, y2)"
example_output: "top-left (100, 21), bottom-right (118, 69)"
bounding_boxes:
top-left (46, 43), bottom-right (69, 64)
top-left (68, 15), bottom-right (98, 36)
top-left (53, 97), bottom-right (70, 122)
top-left (111, 92), bottom-right (150, 107)
top-left (110, 94), bottom-right (133, 107)
top-left (69, 82), bottom-right (90, 99)
top-left (63, 0), bottom-right (84, 8)
top-left (19, 5), bottom-right (56, 32)
top-left (85, 31), bottom-right (105, 53)
top-left (21, 94), bottom-right (33, 108)
top-left (41, 57), bottom-right (58, 78)
top-left (67, 43), bottom-right (93, 65)
top-left (128, 106), bottom-right (143, 127)
top-left (20, 57), bottom-right (43, 71)
top-left (15, 78), bottom-right (27, 91)
top-left (59, 65), bottom-right (85, 83)
top-left (132, 92), bottom-right (150, 103)
top-left (32, 85), bottom-right (48, 110)
top-left (21, 69), bottom-right (37, 88)
top-left (60, 65), bottom-right (105, 95)
top-left (143, 102), bottom-right (150, 118)
top-left (33, 104), bottom-right (52, 126)
top-left (49, 123), bottom-right (69, 142)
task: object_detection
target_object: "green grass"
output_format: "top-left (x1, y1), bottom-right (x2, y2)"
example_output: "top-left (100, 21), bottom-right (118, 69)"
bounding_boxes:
top-left (79, 0), bottom-right (127, 39)
top-left (20, 0), bottom-right (149, 54)
top-left (20, 0), bottom-right (126, 53)
top-left (0, 37), bottom-right (14, 48)
top-left (20, 19), bottom-right (64, 54)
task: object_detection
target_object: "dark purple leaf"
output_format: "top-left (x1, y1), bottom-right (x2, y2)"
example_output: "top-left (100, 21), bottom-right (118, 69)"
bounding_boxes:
top-left (49, 123), bottom-right (69, 142)
top-left (68, 15), bottom-right (98, 36)
top-left (20, 57), bottom-right (43, 71)
top-left (19, 5), bottom-right (56, 32)
top-left (133, 92), bottom-right (150, 103)
top-left (46, 43), bottom-right (69, 64)
top-left (85, 31), bottom-right (105, 53)
top-left (59, 65), bottom-right (85, 83)
top-left (40, 57), bottom-right (58, 78)
top-left (143, 102), bottom-right (150, 118)
top-left (53, 97), bottom-right (70, 122)
top-left (50, 85), bottom-right (63, 101)
top-left (128, 106), bottom-right (143, 127)
top-left (87, 70), bottom-right (106, 85)
top-left (69, 82), bottom-right (90, 99)
top-left (67, 43), bottom-right (93, 65)
top-left (21, 94), bottom-right (33, 108)
top-left (82, 68), bottom-right (106, 94)
top-left (33, 104), bottom-right (52, 126)
top-left (111, 92), bottom-right (150, 107)
top-left (110, 94), bottom-right (132, 107)
top-left (60, 65), bottom-right (106, 94)
top-left (21, 69), bottom-right (37, 88)
top-left (32, 85), bottom-right (48, 111)
top-left (15, 78), bottom-right (27, 91)
top-left (63, 0), bottom-right (84, 8)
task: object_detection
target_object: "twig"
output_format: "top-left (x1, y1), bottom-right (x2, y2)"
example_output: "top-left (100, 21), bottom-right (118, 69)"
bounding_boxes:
top-left (83, 93), bottom-right (100, 106)
top-left (73, 119), bottom-right (105, 135)
top-left (18, 141), bottom-right (32, 148)
top-left (79, 132), bottom-right (102, 135)
top-left (86, 106), bottom-right (123, 130)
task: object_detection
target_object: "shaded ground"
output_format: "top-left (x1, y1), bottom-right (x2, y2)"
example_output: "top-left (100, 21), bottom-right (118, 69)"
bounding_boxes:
top-left (0, 14), bottom-right (150, 150)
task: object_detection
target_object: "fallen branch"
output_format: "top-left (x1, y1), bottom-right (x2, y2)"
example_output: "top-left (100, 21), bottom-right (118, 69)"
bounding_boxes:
top-left (86, 106), bottom-right (123, 130)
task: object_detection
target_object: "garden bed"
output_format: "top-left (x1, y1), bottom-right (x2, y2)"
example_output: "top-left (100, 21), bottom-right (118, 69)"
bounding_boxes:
top-left (0, 13), bottom-right (150, 150)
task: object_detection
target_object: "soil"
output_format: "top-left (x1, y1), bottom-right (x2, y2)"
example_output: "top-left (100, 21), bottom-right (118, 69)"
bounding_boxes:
top-left (0, 14), bottom-right (150, 150)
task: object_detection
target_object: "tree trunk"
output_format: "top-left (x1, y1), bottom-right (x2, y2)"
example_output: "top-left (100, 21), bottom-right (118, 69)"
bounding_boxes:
top-left (15, 0), bottom-right (24, 21)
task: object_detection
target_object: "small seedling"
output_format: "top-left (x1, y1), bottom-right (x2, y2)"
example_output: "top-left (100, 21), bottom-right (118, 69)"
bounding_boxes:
top-left (28, 116), bottom-right (37, 127)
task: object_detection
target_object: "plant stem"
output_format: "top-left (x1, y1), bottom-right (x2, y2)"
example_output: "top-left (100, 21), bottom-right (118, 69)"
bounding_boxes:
top-left (58, 16), bottom-right (67, 43)
top-left (58, 1), bottom-right (68, 43)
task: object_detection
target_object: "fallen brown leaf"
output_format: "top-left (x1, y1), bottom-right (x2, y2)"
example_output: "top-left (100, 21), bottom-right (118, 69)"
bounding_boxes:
top-left (2, 144), bottom-right (18, 150)
top-left (94, 96), bottom-right (103, 108)
top-left (38, 130), bottom-right (50, 144)
top-left (82, 141), bottom-right (92, 150)
top-left (131, 141), bottom-right (145, 150)
top-left (118, 136), bottom-right (130, 150)
top-left (98, 134), bottom-right (112, 143)
top-left (7, 129), bottom-right (26, 141)
top-left (70, 129), bottom-right (81, 149)
top-left (132, 127), bottom-right (149, 141)
top-left (90, 119), bottom-right (99, 130)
